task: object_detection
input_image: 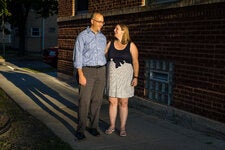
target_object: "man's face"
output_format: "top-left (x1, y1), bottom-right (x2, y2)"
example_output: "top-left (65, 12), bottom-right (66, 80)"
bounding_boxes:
top-left (91, 14), bottom-right (105, 33)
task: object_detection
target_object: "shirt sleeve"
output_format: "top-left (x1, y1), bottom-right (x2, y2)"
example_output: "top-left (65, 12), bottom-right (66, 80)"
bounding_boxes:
top-left (73, 34), bottom-right (84, 69)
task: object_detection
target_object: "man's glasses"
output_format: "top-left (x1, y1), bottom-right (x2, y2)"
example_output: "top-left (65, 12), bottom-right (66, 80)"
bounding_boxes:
top-left (92, 18), bottom-right (105, 25)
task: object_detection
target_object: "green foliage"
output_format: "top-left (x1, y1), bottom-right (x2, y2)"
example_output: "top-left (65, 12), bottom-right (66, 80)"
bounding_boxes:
top-left (0, 0), bottom-right (11, 17)
top-left (6, 0), bottom-right (58, 26)
top-left (34, 0), bottom-right (58, 18)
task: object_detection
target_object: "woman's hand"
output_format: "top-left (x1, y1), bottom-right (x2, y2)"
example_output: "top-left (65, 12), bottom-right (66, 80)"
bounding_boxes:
top-left (131, 78), bottom-right (138, 86)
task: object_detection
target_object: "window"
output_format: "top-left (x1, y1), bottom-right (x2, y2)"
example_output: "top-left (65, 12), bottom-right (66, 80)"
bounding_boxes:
top-left (145, 59), bottom-right (174, 105)
top-left (77, 0), bottom-right (88, 14)
top-left (147, 0), bottom-right (179, 5)
top-left (31, 27), bottom-right (40, 37)
top-left (158, 0), bottom-right (178, 3)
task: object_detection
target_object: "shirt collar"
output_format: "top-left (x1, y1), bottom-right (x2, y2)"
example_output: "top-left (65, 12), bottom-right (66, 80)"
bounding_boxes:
top-left (87, 26), bottom-right (101, 34)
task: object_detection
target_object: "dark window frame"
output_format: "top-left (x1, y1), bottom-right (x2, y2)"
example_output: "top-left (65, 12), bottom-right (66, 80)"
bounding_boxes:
top-left (147, 0), bottom-right (179, 5)
top-left (76, 0), bottom-right (88, 14)
top-left (31, 27), bottom-right (40, 37)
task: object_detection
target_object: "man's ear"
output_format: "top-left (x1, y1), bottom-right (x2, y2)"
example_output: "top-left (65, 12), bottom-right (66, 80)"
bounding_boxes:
top-left (91, 19), bottom-right (94, 25)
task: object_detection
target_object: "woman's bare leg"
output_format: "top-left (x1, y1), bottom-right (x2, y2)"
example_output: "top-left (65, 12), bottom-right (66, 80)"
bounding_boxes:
top-left (118, 98), bottom-right (128, 130)
top-left (108, 97), bottom-right (118, 129)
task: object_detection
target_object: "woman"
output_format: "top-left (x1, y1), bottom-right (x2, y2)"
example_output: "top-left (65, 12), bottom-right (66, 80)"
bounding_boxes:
top-left (105, 24), bottom-right (139, 137)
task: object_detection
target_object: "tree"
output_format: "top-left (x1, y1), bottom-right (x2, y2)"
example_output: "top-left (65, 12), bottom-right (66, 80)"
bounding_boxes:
top-left (6, 0), bottom-right (58, 56)
top-left (0, 0), bottom-right (11, 58)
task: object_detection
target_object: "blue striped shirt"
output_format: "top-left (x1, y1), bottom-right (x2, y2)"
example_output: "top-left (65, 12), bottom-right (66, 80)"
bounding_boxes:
top-left (73, 27), bottom-right (107, 69)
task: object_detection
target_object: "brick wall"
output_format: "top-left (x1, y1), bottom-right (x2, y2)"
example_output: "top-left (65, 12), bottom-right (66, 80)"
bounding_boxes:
top-left (57, 1), bottom-right (225, 123)
top-left (58, 0), bottom-right (73, 17)
top-left (58, 0), bottom-right (143, 17)
top-left (88, 0), bottom-right (143, 13)
top-left (136, 4), bottom-right (225, 123)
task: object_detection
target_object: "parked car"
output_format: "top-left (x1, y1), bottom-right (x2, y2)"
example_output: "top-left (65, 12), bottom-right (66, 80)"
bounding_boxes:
top-left (42, 47), bottom-right (58, 67)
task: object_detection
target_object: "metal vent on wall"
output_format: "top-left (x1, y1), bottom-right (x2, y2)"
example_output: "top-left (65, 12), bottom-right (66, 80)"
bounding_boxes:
top-left (145, 59), bottom-right (174, 105)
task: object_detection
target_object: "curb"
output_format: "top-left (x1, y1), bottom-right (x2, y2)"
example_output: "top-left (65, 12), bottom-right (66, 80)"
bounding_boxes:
top-left (129, 96), bottom-right (225, 141)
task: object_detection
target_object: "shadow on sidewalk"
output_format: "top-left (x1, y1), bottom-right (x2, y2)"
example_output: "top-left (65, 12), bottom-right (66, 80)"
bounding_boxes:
top-left (0, 69), bottom-right (111, 138)
top-left (0, 70), bottom-right (78, 136)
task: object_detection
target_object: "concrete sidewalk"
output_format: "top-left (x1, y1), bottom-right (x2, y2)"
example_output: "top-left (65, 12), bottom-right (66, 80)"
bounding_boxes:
top-left (0, 61), bottom-right (225, 150)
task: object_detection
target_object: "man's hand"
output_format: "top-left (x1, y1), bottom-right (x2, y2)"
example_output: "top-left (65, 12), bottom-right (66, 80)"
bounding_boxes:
top-left (79, 75), bottom-right (87, 86)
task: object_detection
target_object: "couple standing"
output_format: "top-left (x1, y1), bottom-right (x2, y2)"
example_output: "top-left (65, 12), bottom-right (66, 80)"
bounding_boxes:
top-left (73, 12), bottom-right (139, 141)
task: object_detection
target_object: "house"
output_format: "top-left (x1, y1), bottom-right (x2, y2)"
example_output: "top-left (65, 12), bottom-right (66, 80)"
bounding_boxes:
top-left (9, 9), bottom-right (58, 54)
top-left (57, 0), bottom-right (225, 133)
top-left (0, 22), bottom-right (11, 44)
top-left (0, 22), bottom-right (11, 56)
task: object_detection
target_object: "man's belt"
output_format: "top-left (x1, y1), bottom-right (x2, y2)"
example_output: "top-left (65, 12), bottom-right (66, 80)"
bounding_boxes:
top-left (84, 65), bottom-right (105, 68)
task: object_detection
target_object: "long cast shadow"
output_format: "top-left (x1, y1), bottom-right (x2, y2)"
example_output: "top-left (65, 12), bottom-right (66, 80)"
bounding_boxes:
top-left (0, 70), bottom-right (78, 136)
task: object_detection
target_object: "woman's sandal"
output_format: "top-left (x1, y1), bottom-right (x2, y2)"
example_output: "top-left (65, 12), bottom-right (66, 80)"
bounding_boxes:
top-left (120, 130), bottom-right (127, 137)
top-left (105, 128), bottom-right (115, 135)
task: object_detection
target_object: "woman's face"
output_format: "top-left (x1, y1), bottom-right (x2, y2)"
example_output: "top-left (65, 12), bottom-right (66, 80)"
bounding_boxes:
top-left (114, 25), bottom-right (124, 39)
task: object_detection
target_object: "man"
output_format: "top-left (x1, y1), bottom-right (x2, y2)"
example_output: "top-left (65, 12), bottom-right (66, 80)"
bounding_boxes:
top-left (73, 12), bottom-right (106, 141)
